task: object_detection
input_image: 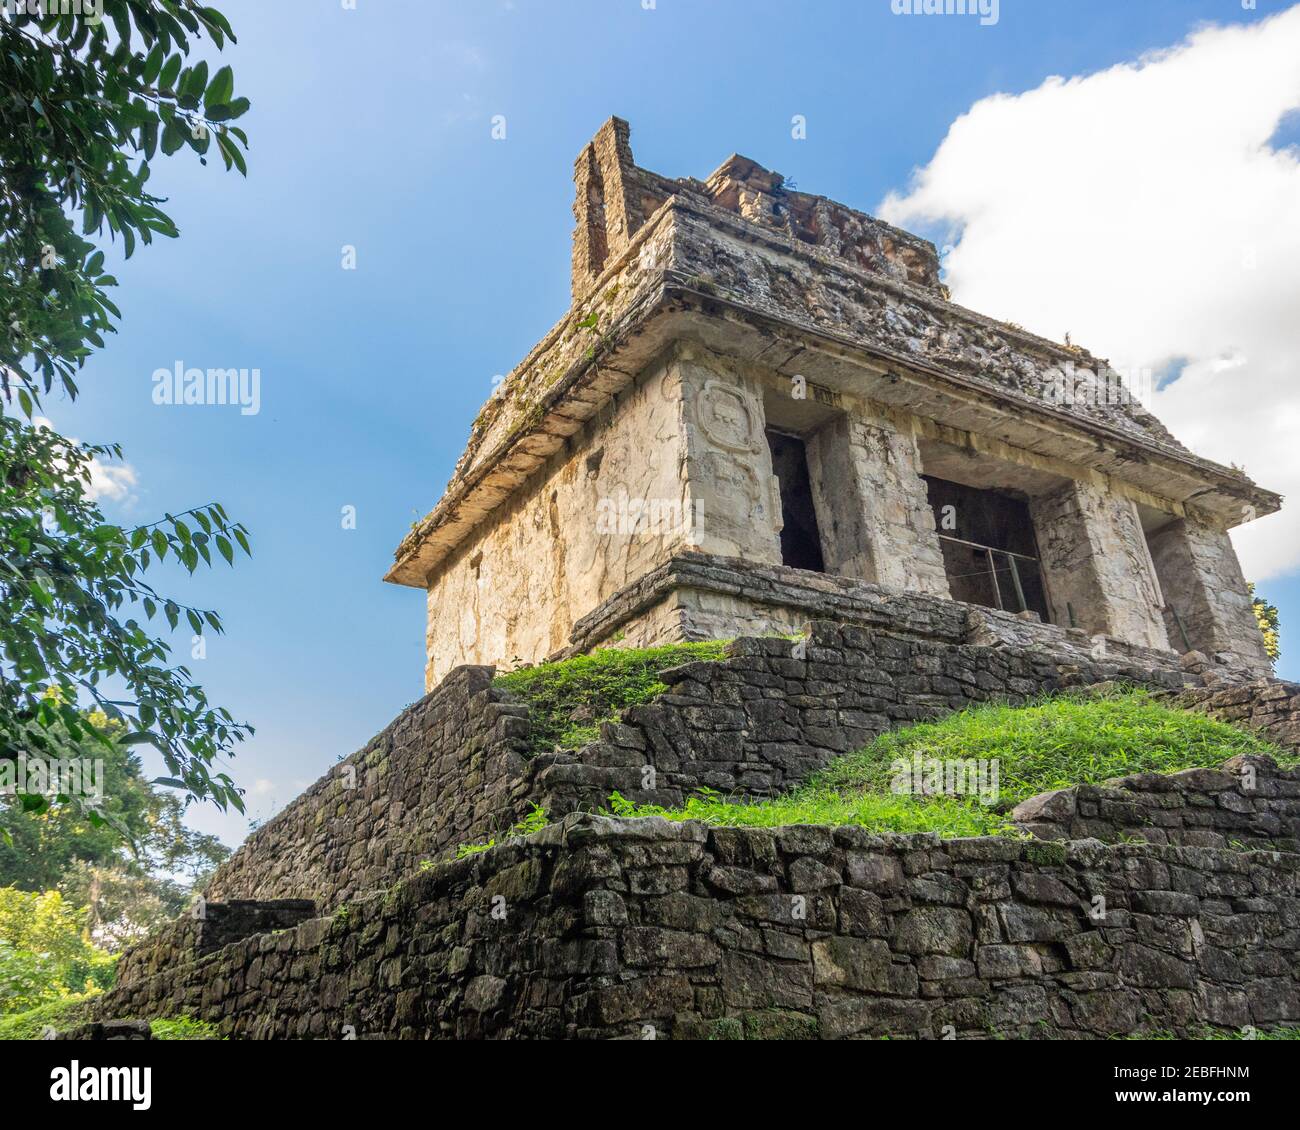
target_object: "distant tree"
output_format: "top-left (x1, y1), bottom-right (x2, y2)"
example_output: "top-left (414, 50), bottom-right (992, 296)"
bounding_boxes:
top-left (0, 2), bottom-right (254, 827)
top-left (1, 715), bottom-right (228, 892)
top-left (0, 887), bottom-right (116, 1014)
top-left (1249, 584), bottom-right (1280, 663)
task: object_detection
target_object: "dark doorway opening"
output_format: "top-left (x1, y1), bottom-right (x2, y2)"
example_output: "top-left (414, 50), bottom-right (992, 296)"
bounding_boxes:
top-left (922, 475), bottom-right (1051, 622)
top-left (766, 429), bottom-right (826, 573)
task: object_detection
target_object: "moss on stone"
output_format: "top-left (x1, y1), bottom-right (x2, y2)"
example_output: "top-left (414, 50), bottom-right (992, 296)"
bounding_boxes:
top-left (494, 640), bottom-right (729, 756)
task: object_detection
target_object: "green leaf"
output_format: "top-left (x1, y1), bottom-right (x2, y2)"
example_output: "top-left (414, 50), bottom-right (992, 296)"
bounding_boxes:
top-left (109, 2), bottom-right (132, 50)
top-left (215, 131), bottom-right (247, 176)
top-left (199, 6), bottom-right (237, 42)
top-left (182, 60), bottom-right (209, 101)
top-left (151, 777), bottom-right (190, 791)
top-left (206, 64), bottom-right (234, 110)
top-left (161, 119), bottom-right (185, 157)
top-left (143, 43), bottom-right (166, 84)
top-left (159, 52), bottom-right (183, 91)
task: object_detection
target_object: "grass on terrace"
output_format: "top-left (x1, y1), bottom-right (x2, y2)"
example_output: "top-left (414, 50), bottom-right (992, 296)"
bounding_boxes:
top-left (0, 994), bottom-right (221, 1040)
top-left (609, 688), bottom-right (1291, 838)
top-left (494, 640), bottom-right (728, 756)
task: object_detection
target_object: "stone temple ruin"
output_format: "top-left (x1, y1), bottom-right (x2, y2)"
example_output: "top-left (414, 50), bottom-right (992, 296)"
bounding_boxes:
top-left (387, 118), bottom-right (1275, 687)
top-left (93, 120), bottom-right (1300, 1040)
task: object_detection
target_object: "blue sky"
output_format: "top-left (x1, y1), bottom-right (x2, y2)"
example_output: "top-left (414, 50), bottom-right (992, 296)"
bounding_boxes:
top-left (44, 0), bottom-right (1300, 845)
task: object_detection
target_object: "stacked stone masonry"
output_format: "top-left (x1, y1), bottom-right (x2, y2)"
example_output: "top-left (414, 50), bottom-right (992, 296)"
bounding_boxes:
top-left (1012, 755), bottom-right (1300, 853)
top-left (100, 815), bottom-right (1300, 1040)
top-left (207, 590), bottom-right (1218, 912)
top-left (1161, 678), bottom-right (1300, 752)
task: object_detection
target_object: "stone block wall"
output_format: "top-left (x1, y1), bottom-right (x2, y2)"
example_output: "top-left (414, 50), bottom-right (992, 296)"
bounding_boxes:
top-left (522, 616), bottom-right (1190, 827)
top-left (204, 666), bottom-right (533, 908)
top-left (1161, 678), bottom-right (1300, 754)
top-left (205, 590), bottom-right (1198, 911)
top-left (1011, 755), bottom-right (1300, 853)
top-left (98, 815), bottom-right (1300, 1040)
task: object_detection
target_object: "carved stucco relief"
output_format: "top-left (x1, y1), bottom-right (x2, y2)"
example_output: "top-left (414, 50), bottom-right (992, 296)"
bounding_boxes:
top-left (685, 373), bottom-right (779, 559)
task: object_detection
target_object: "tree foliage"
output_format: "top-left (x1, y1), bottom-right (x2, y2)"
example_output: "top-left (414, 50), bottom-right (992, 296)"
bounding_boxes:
top-left (1, 1), bottom-right (250, 404)
top-left (0, 887), bottom-right (116, 1014)
top-left (1, 712), bottom-right (229, 944)
top-left (2, 422), bottom-right (252, 814)
top-left (1, 2), bottom-right (254, 824)
top-left (1250, 583), bottom-right (1281, 663)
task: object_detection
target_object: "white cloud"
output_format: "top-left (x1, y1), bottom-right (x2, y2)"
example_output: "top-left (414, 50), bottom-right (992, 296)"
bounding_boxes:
top-left (33, 415), bottom-right (139, 506)
top-left (85, 459), bottom-right (138, 504)
top-left (880, 5), bottom-right (1300, 581)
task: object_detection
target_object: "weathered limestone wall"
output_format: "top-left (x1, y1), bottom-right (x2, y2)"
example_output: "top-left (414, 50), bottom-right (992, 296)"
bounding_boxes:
top-left (1012, 754), bottom-right (1300, 852)
top-left (394, 156), bottom-right (1278, 602)
top-left (1147, 516), bottom-right (1272, 671)
top-left (100, 815), bottom-right (1300, 1039)
top-left (424, 329), bottom-right (1233, 680)
top-left (423, 355), bottom-right (693, 686)
top-left (1030, 480), bottom-right (1169, 650)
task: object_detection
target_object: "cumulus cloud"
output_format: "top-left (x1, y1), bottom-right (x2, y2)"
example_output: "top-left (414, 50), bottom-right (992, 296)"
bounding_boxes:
top-left (85, 459), bottom-right (138, 504)
top-left (33, 415), bottom-right (139, 506)
top-left (880, 5), bottom-right (1300, 580)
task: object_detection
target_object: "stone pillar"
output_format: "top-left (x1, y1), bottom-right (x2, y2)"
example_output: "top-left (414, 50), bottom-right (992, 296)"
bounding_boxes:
top-left (678, 356), bottom-right (783, 564)
top-left (1146, 516), bottom-right (1271, 672)
top-left (806, 407), bottom-right (949, 596)
top-left (1029, 480), bottom-right (1169, 649)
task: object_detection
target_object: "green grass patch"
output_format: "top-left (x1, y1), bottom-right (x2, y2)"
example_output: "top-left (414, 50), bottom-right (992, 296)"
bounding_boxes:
top-left (814, 688), bottom-right (1289, 808)
top-left (609, 787), bottom-right (1016, 838)
top-left (150, 1016), bottom-right (223, 1040)
top-left (611, 688), bottom-right (1291, 838)
top-left (494, 641), bottom-right (728, 755)
top-left (0, 994), bottom-right (95, 1040)
top-left (0, 997), bottom-right (221, 1041)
